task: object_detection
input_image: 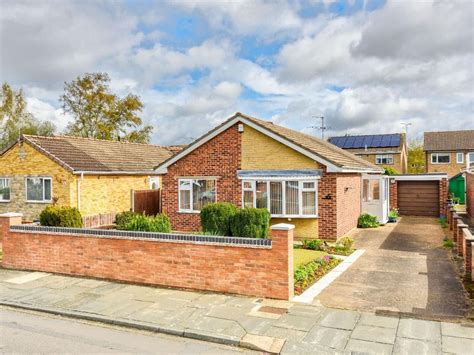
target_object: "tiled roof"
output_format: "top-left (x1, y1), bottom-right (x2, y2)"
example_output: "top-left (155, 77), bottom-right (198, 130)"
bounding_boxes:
top-left (21, 135), bottom-right (175, 173)
top-left (329, 134), bottom-right (402, 149)
top-left (240, 114), bottom-right (382, 172)
top-left (424, 130), bottom-right (474, 151)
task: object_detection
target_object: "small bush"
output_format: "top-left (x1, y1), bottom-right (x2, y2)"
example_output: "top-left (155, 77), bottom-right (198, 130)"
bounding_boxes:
top-left (230, 208), bottom-right (270, 238)
top-left (115, 211), bottom-right (139, 229)
top-left (337, 236), bottom-right (353, 250)
top-left (357, 213), bottom-right (379, 228)
top-left (200, 202), bottom-right (238, 236)
top-left (388, 208), bottom-right (399, 218)
top-left (303, 239), bottom-right (324, 250)
top-left (119, 213), bottom-right (171, 233)
top-left (39, 206), bottom-right (83, 228)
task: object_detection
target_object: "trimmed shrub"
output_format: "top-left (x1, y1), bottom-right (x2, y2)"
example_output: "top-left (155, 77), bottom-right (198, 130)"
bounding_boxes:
top-left (303, 239), bottom-right (324, 251)
top-left (200, 202), bottom-right (238, 236)
top-left (230, 208), bottom-right (270, 238)
top-left (115, 211), bottom-right (139, 229)
top-left (119, 213), bottom-right (171, 233)
top-left (39, 206), bottom-right (83, 228)
top-left (357, 213), bottom-right (379, 228)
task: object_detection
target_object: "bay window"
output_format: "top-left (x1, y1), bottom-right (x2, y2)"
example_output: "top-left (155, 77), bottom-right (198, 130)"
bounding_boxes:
top-left (179, 178), bottom-right (216, 212)
top-left (0, 178), bottom-right (11, 202)
top-left (242, 180), bottom-right (318, 217)
top-left (26, 177), bottom-right (52, 202)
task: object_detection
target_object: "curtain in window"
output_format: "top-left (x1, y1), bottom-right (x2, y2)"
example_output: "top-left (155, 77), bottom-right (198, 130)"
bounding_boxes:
top-left (256, 181), bottom-right (268, 209)
top-left (285, 181), bottom-right (299, 215)
top-left (192, 180), bottom-right (216, 210)
top-left (270, 182), bottom-right (283, 214)
top-left (302, 191), bottom-right (316, 215)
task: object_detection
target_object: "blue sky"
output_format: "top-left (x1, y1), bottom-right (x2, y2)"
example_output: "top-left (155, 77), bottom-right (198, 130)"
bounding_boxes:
top-left (1, 0), bottom-right (472, 145)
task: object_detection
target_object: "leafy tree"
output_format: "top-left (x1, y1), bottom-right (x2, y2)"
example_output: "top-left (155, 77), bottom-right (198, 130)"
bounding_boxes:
top-left (0, 82), bottom-right (55, 150)
top-left (60, 73), bottom-right (152, 143)
top-left (407, 138), bottom-right (426, 173)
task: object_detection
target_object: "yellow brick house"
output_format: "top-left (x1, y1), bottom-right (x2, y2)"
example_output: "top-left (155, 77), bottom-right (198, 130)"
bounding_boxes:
top-left (0, 135), bottom-right (175, 221)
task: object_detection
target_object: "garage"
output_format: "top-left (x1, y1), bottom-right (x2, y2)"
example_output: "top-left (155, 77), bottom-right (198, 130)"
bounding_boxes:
top-left (391, 174), bottom-right (448, 217)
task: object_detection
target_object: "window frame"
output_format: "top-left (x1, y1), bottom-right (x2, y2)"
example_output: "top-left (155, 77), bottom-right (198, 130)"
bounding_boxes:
top-left (25, 176), bottom-right (53, 203)
top-left (241, 179), bottom-right (318, 218)
top-left (431, 153), bottom-right (450, 164)
top-left (375, 154), bottom-right (394, 165)
top-left (0, 177), bottom-right (11, 202)
top-left (456, 152), bottom-right (464, 164)
top-left (178, 178), bottom-right (217, 213)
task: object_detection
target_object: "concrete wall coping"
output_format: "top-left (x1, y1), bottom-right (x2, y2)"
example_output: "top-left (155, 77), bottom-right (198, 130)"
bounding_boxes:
top-left (462, 228), bottom-right (473, 240)
top-left (458, 224), bottom-right (469, 228)
top-left (270, 223), bottom-right (295, 231)
top-left (0, 213), bottom-right (23, 218)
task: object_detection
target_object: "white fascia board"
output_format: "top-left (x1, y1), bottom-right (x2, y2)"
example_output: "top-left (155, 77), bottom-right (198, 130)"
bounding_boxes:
top-left (340, 168), bottom-right (382, 174)
top-left (391, 174), bottom-right (448, 181)
top-left (239, 176), bottom-right (321, 181)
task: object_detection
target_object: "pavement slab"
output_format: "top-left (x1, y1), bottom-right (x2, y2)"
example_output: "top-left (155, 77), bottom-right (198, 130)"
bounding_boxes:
top-left (392, 337), bottom-right (441, 355)
top-left (442, 335), bottom-right (474, 354)
top-left (358, 313), bottom-right (399, 329)
top-left (274, 313), bottom-right (318, 331)
top-left (441, 322), bottom-right (474, 339)
top-left (345, 338), bottom-right (393, 355)
top-left (397, 318), bottom-right (441, 342)
top-left (303, 325), bottom-right (350, 350)
top-left (319, 309), bottom-right (360, 330)
top-left (351, 324), bottom-right (397, 344)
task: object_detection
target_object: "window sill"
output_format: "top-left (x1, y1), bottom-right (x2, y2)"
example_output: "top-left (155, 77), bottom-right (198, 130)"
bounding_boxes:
top-left (431, 162), bottom-right (450, 165)
top-left (178, 210), bottom-right (201, 214)
top-left (271, 215), bottom-right (319, 219)
top-left (26, 200), bottom-right (52, 204)
top-left (0, 200), bottom-right (11, 203)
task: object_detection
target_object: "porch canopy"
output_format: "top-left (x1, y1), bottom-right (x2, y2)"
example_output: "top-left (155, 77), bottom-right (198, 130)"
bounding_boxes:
top-left (237, 169), bottom-right (322, 180)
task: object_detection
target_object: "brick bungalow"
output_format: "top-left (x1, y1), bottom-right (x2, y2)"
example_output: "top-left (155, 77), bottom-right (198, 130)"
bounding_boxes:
top-left (156, 113), bottom-right (383, 241)
top-left (0, 135), bottom-right (177, 221)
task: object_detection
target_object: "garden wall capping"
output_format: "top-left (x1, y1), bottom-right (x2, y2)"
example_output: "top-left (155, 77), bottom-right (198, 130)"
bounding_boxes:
top-left (9, 224), bottom-right (272, 249)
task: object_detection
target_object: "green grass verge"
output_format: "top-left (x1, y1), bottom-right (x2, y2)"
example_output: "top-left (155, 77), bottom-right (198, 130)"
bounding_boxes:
top-left (294, 248), bottom-right (328, 268)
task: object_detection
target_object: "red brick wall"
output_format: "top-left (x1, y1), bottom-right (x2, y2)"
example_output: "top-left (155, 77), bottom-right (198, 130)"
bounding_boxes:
top-left (466, 172), bottom-right (474, 218)
top-left (389, 179), bottom-right (397, 210)
top-left (161, 125), bottom-right (242, 231)
top-left (336, 174), bottom-right (361, 237)
top-left (1, 223), bottom-right (294, 300)
top-left (318, 169), bottom-right (337, 240)
top-left (439, 178), bottom-right (448, 217)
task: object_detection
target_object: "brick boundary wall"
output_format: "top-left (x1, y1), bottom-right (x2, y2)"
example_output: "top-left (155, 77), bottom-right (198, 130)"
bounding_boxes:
top-left (389, 179), bottom-right (397, 211)
top-left (0, 215), bottom-right (294, 300)
top-left (466, 172), bottom-right (474, 218)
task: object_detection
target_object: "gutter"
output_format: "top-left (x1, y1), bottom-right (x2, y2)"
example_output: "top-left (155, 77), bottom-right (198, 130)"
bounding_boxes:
top-left (73, 171), bottom-right (162, 176)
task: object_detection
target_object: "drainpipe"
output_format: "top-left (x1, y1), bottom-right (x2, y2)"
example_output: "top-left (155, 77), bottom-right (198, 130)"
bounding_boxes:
top-left (77, 172), bottom-right (83, 211)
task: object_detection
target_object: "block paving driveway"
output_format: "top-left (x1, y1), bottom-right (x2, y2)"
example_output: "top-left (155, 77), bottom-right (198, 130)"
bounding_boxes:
top-left (317, 216), bottom-right (471, 320)
top-left (1, 267), bottom-right (473, 354)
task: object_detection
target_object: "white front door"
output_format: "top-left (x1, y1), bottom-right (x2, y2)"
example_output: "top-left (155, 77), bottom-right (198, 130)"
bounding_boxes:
top-left (361, 175), bottom-right (389, 224)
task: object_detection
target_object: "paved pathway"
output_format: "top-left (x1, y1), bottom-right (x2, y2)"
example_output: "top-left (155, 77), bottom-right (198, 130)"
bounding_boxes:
top-left (0, 269), bottom-right (473, 354)
top-left (317, 217), bottom-right (470, 320)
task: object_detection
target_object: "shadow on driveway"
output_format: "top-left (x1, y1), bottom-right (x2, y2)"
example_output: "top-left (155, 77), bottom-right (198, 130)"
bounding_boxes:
top-left (315, 217), bottom-right (470, 320)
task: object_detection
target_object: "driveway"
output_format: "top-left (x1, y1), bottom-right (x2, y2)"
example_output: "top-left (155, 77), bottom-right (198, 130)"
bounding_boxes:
top-left (316, 216), bottom-right (470, 320)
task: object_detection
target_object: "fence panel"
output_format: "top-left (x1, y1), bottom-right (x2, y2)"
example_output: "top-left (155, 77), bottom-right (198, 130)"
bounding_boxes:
top-left (133, 189), bottom-right (161, 216)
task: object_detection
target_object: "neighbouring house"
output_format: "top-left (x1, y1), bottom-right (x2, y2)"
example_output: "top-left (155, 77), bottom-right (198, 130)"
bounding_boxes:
top-left (155, 113), bottom-right (384, 241)
top-left (424, 130), bottom-right (474, 178)
top-left (0, 135), bottom-right (176, 221)
top-left (328, 133), bottom-right (408, 173)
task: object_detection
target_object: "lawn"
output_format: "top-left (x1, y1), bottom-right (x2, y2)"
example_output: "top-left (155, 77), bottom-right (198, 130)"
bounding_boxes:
top-left (294, 248), bottom-right (328, 268)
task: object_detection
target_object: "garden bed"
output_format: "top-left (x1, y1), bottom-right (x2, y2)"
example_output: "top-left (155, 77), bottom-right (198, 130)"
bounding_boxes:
top-left (294, 255), bottom-right (341, 295)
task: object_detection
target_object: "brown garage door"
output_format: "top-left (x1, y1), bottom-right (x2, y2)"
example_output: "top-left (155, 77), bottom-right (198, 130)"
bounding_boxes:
top-left (397, 181), bottom-right (439, 216)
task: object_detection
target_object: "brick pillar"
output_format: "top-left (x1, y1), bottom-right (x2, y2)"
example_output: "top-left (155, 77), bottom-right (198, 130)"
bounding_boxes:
top-left (439, 178), bottom-right (448, 217)
top-left (0, 213), bottom-right (23, 242)
top-left (389, 179), bottom-right (398, 210)
top-left (461, 228), bottom-right (474, 280)
top-left (448, 208), bottom-right (455, 230)
top-left (270, 223), bottom-right (294, 300)
top-left (457, 223), bottom-right (468, 257)
top-left (453, 215), bottom-right (460, 244)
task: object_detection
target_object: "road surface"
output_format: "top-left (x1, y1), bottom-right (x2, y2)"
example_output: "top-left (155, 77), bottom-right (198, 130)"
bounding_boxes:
top-left (0, 307), bottom-right (253, 354)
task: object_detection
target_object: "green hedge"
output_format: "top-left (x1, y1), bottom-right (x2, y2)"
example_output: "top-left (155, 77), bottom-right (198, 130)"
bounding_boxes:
top-left (118, 213), bottom-right (171, 233)
top-left (230, 208), bottom-right (270, 239)
top-left (115, 211), bottom-right (139, 229)
top-left (200, 202), bottom-right (237, 236)
top-left (39, 206), bottom-right (83, 228)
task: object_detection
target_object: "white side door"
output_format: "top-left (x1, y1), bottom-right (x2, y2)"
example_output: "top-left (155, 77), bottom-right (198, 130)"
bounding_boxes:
top-left (361, 175), bottom-right (389, 224)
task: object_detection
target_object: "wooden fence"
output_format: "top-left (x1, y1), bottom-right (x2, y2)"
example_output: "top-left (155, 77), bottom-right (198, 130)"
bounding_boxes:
top-left (133, 189), bottom-right (161, 216)
top-left (82, 212), bottom-right (117, 228)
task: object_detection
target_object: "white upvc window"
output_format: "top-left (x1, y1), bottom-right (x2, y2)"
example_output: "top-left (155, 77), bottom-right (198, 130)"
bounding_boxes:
top-left (25, 177), bottom-right (52, 203)
top-left (375, 154), bottom-right (393, 165)
top-left (456, 152), bottom-right (464, 164)
top-left (241, 180), bottom-right (318, 217)
top-left (468, 152), bottom-right (474, 164)
top-left (0, 178), bottom-right (11, 202)
top-left (431, 153), bottom-right (450, 164)
top-left (362, 179), bottom-right (380, 202)
top-left (178, 178), bottom-right (216, 213)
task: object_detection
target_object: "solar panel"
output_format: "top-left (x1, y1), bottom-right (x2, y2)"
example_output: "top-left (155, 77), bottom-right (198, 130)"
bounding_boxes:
top-left (371, 135), bottom-right (383, 147)
top-left (329, 134), bottom-right (401, 148)
top-left (354, 136), bottom-right (365, 148)
top-left (345, 136), bottom-right (356, 148)
top-left (380, 135), bottom-right (392, 147)
top-left (390, 135), bottom-right (400, 147)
